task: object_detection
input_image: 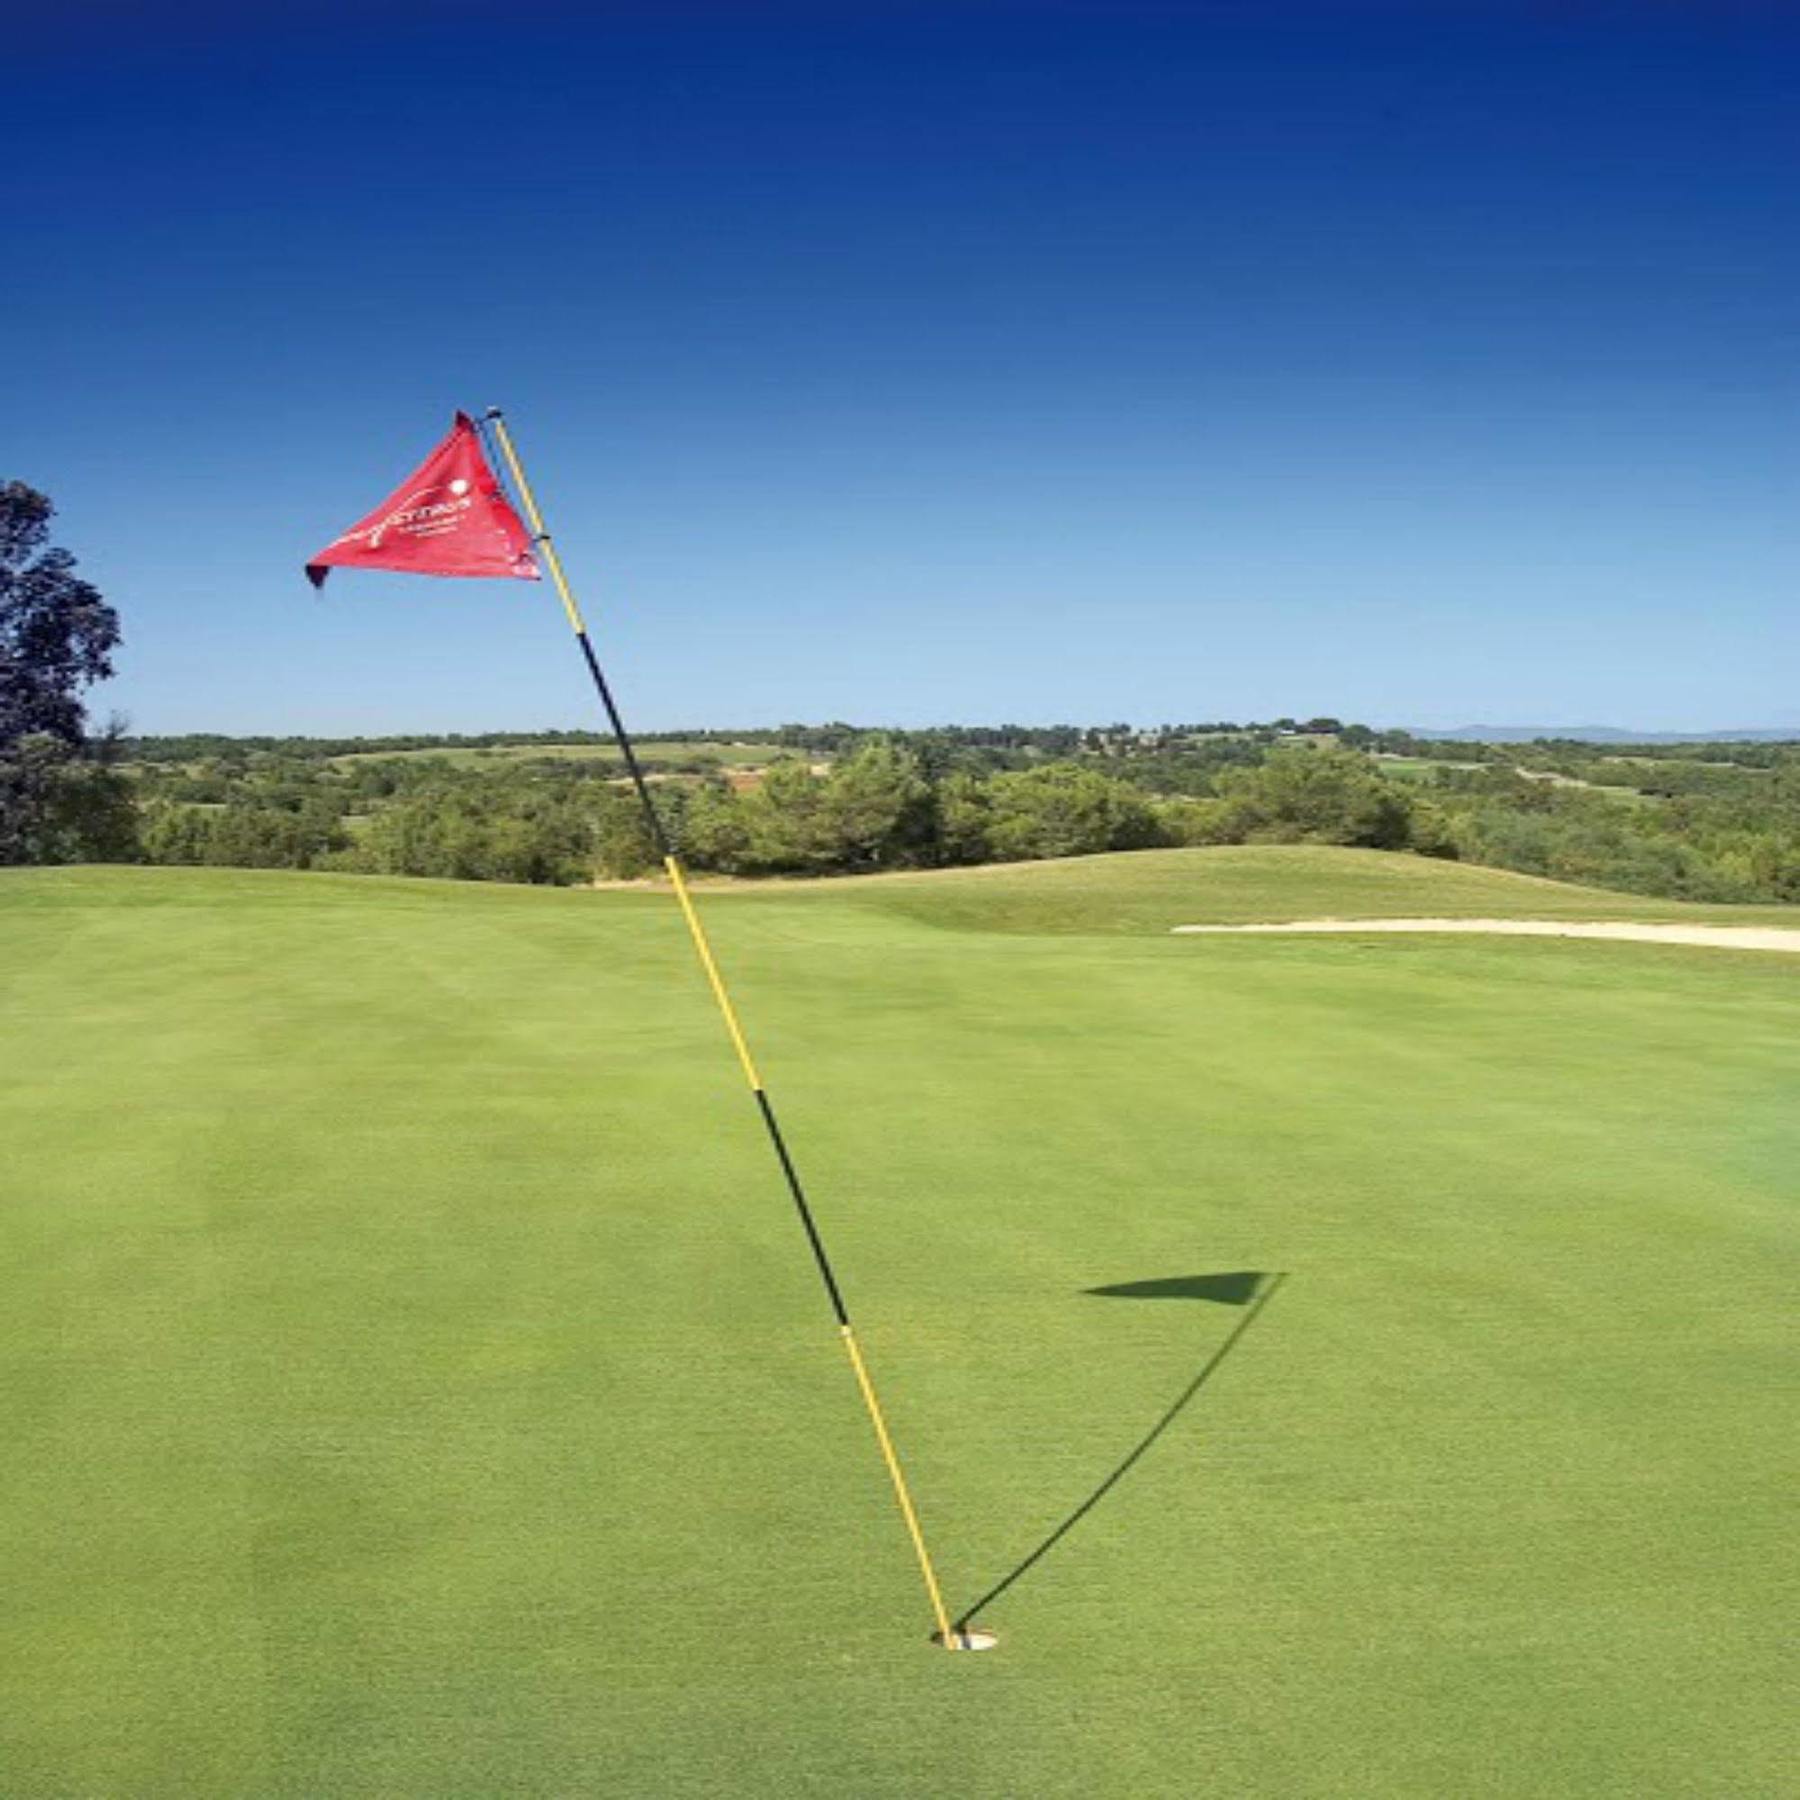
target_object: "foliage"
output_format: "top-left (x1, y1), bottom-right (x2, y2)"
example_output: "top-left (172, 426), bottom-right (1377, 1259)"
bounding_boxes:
top-left (978, 763), bottom-right (1163, 861)
top-left (107, 721), bottom-right (1800, 903)
top-left (1217, 748), bottom-right (1416, 850)
top-left (143, 800), bottom-right (348, 872)
top-left (0, 483), bottom-right (127, 863)
top-left (680, 742), bottom-right (935, 875)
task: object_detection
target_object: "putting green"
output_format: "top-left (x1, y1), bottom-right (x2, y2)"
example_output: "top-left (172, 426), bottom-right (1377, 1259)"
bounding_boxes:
top-left (1, 850), bottom-right (1793, 1796)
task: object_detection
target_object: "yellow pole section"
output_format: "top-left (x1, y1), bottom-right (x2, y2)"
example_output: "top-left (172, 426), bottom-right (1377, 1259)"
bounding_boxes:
top-left (840, 1324), bottom-right (957, 1647)
top-left (664, 854), bottom-right (763, 1092)
top-left (485, 413), bottom-right (588, 637)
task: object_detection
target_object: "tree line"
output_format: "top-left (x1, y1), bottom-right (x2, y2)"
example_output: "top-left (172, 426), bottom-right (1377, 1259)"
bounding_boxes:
top-left (104, 730), bottom-right (1800, 904)
top-left (121, 741), bottom-right (1428, 886)
top-left (4, 480), bottom-right (1795, 903)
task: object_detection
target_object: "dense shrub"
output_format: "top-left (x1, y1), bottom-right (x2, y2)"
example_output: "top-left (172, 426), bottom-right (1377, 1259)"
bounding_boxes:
top-left (978, 764), bottom-right (1164, 861)
top-left (1217, 749), bottom-right (1415, 850)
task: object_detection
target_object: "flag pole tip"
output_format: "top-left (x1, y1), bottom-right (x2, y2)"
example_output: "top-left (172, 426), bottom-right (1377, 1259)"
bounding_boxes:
top-left (484, 406), bottom-right (504, 420)
top-left (932, 1627), bottom-right (999, 1652)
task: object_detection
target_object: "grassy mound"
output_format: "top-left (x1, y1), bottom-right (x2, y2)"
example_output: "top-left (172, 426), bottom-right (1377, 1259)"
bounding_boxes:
top-left (760, 843), bottom-right (1800, 935)
top-left (1, 860), bottom-right (1793, 1795)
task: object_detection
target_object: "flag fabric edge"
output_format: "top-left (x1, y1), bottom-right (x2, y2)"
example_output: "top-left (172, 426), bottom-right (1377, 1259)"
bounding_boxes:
top-left (304, 411), bottom-right (541, 589)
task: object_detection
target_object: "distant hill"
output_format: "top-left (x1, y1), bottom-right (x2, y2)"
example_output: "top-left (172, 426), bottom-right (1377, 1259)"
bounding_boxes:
top-left (1401, 725), bottom-right (1799, 745)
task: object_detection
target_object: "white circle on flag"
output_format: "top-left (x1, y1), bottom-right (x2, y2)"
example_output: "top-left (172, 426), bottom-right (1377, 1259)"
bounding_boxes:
top-left (449, 479), bottom-right (470, 496)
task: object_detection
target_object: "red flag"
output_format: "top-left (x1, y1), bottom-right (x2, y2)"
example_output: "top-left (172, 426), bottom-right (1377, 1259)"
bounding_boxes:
top-left (305, 413), bottom-right (541, 588)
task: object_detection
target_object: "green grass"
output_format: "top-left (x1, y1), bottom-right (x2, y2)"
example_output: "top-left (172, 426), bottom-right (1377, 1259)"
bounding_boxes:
top-left (1373, 753), bottom-right (1485, 780)
top-left (749, 843), bottom-right (1800, 935)
top-left (1376, 755), bottom-right (1662, 804)
top-left (1, 850), bottom-right (1793, 1796)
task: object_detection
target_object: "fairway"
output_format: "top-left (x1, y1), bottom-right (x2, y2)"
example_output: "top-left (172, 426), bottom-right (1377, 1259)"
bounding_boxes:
top-left (1, 849), bottom-right (1793, 1796)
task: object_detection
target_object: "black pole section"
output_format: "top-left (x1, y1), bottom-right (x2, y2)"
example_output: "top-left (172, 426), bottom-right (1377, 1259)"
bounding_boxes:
top-left (562, 613), bottom-right (854, 1330)
top-left (572, 629), bottom-right (672, 859)
top-left (755, 1090), bottom-right (852, 1327)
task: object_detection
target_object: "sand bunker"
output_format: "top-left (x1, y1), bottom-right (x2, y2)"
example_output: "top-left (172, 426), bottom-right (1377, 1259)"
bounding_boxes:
top-left (1170, 918), bottom-right (1800, 954)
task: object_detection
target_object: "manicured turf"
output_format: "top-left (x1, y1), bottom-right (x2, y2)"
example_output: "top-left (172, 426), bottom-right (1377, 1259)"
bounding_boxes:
top-left (1, 851), bottom-right (1793, 1796)
top-left (784, 842), bottom-right (1800, 934)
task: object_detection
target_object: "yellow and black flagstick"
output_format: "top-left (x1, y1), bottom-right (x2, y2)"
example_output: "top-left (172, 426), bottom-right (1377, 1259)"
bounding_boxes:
top-left (483, 408), bottom-right (986, 1653)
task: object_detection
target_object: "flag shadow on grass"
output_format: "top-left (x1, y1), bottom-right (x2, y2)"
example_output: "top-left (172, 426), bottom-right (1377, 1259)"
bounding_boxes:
top-left (1085, 1269), bottom-right (1268, 1305)
top-left (954, 1270), bottom-right (1287, 1633)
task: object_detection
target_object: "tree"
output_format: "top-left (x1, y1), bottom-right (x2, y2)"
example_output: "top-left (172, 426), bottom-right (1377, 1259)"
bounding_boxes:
top-left (814, 740), bottom-right (934, 870)
top-left (1153, 794), bottom-right (1241, 847)
top-left (982, 763), bottom-right (1164, 862)
top-left (590, 786), bottom-right (663, 879)
top-left (679, 778), bottom-right (756, 872)
top-left (0, 483), bottom-right (125, 863)
top-left (1220, 747), bottom-right (1414, 849)
top-left (732, 758), bottom-right (829, 873)
top-left (936, 771), bottom-right (995, 864)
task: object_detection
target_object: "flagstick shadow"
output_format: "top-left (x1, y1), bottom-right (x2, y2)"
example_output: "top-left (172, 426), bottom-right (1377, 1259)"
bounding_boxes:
top-left (954, 1271), bottom-right (1288, 1632)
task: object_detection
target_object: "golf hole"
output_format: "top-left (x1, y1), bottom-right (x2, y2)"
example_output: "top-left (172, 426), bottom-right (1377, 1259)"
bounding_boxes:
top-left (933, 1627), bottom-right (999, 1651)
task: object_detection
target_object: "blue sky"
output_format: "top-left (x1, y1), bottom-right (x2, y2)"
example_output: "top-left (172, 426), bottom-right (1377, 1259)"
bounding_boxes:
top-left (7, 1), bottom-right (1795, 735)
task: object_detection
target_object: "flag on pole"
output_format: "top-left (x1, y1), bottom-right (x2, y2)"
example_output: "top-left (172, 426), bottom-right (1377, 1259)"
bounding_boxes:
top-left (305, 412), bottom-right (540, 588)
top-left (300, 406), bottom-right (981, 1651)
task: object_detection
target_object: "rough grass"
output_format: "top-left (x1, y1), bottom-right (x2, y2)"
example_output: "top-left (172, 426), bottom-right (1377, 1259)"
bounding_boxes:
top-left (1, 854), bottom-right (1793, 1796)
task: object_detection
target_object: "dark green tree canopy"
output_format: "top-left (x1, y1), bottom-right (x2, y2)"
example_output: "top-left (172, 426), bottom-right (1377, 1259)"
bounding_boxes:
top-left (1, 482), bottom-right (120, 747)
top-left (1, 483), bottom-right (128, 864)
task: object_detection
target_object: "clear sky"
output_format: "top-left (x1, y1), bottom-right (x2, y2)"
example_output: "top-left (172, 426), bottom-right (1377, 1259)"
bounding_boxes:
top-left (7, 1), bottom-right (1795, 736)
